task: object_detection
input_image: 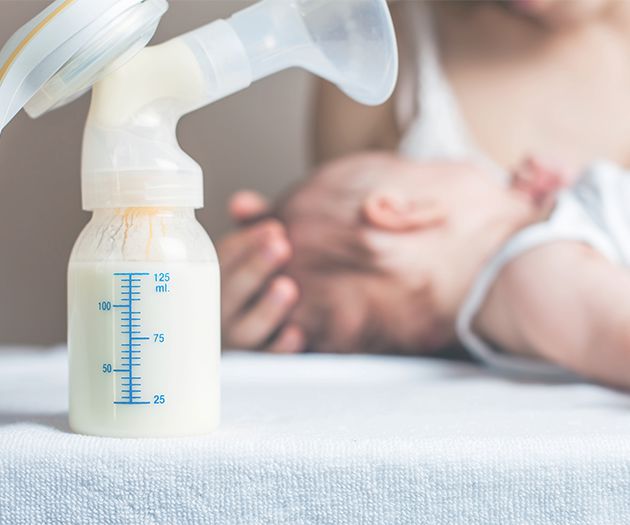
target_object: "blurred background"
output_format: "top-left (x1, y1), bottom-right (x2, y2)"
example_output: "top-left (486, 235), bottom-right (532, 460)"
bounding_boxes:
top-left (0, 0), bottom-right (313, 344)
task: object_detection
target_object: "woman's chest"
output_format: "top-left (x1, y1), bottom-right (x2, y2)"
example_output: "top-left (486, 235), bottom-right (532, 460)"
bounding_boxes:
top-left (439, 17), bottom-right (630, 170)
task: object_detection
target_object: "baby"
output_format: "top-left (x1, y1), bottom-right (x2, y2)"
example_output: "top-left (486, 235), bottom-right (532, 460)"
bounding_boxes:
top-left (278, 153), bottom-right (630, 389)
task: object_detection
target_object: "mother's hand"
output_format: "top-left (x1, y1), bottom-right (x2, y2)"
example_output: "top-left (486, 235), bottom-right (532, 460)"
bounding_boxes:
top-left (219, 191), bottom-right (305, 353)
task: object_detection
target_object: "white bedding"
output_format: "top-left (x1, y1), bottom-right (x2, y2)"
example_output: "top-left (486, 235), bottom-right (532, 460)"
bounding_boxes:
top-left (1, 347), bottom-right (630, 524)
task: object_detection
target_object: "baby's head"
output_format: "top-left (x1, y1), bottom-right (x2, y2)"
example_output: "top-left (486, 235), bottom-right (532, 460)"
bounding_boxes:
top-left (277, 153), bottom-right (536, 355)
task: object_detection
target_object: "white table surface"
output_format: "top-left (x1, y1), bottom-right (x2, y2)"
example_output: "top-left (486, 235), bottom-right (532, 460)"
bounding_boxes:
top-left (1, 347), bottom-right (630, 524)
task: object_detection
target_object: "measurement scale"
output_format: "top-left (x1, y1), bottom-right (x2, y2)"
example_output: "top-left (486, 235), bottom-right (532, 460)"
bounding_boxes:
top-left (113, 272), bottom-right (151, 405)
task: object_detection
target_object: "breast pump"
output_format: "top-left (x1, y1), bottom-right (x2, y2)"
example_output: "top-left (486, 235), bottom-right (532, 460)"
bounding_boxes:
top-left (0, 0), bottom-right (398, 437)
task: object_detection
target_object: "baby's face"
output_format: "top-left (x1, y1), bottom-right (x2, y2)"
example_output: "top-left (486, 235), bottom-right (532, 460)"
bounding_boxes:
top-left (281, 154), bottom-right (533, 354)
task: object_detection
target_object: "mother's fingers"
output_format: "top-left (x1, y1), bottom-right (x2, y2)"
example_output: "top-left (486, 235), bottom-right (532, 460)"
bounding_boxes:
top-left (265, 323), bottom-right (306, 354)
top-left (221, 233), bottom-right (292, 322)
top-left (229, 191), bottom-right (272, 224)
top-left (218, 220), bottom-right (284, 272)
top-left (223, 276), bottom-right (299, 349)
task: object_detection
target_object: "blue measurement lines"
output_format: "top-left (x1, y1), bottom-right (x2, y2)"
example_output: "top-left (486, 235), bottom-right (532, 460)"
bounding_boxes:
top-left (112, 273), bottom-right (151, 405)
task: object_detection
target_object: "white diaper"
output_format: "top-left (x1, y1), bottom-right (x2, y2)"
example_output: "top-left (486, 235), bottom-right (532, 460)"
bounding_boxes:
top-left (456, 161), bottom-right (630, 378)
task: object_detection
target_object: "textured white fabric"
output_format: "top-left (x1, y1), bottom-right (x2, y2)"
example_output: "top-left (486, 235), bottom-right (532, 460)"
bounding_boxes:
top-left (395, 3), bottom-right (505, 182)
top-left (2, 347), bottom-right (630, 524)
top-left (396, 2), bottom-right (474, 161)
top-left (457, 161), bottom-right (629, 376)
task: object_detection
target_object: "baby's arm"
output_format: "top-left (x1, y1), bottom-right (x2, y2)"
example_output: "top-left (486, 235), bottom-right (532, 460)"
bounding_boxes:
top-left (475, 241), bottom-right (630, 388)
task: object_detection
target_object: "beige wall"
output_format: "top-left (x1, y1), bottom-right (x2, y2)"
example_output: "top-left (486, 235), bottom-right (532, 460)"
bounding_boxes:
top-left (0, 0), bottom-right (313, 344)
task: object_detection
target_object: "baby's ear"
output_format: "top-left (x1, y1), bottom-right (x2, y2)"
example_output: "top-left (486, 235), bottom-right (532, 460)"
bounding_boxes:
top-left (362, 189), bottom-right (447, 232)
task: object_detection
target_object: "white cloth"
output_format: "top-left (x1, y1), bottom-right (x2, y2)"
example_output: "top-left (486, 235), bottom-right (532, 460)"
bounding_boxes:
top-left (2, 346), bottom-right (630, 524)
top-left (457, 162), bottom-right (630, 376)
top-left (395, 2), bottom-right (505, 182)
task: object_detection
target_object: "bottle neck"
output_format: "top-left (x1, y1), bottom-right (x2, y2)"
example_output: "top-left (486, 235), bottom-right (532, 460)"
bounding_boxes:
top-left (90, 207), bottom-right (196, 222)
top-left (82, 39), bottom-right (206, 212)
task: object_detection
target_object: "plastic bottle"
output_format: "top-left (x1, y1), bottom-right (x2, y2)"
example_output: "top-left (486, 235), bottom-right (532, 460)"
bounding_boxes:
top-left (68, 206), bottom-right (220, 438)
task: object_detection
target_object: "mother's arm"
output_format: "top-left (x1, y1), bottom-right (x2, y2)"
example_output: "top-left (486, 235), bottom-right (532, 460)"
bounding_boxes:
top-left (313, 79), bottom-right (399, 163)
top-left (312, 4), bottom-right (407, 164)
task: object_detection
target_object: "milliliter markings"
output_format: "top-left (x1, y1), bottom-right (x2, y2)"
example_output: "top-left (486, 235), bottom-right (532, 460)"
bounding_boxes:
top-left (112, 273), bottom-right (151, 405)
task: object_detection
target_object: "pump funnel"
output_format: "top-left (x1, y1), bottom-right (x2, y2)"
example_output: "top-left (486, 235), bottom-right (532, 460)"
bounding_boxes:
top-left (227, 0), bottom-right (398, 105)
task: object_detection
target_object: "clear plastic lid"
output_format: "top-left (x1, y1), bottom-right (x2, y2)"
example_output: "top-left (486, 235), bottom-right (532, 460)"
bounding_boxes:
top-left (0, 0), bottom-right (167, 134)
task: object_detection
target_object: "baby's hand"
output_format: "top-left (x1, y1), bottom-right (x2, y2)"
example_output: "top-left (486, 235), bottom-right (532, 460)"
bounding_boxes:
top-left (511, 156), bottom-right (574, 207)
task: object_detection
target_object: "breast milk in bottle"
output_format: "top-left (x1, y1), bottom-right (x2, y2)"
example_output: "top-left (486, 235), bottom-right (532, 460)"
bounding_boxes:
top-left (68, 206), bottom-right (220, 438)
